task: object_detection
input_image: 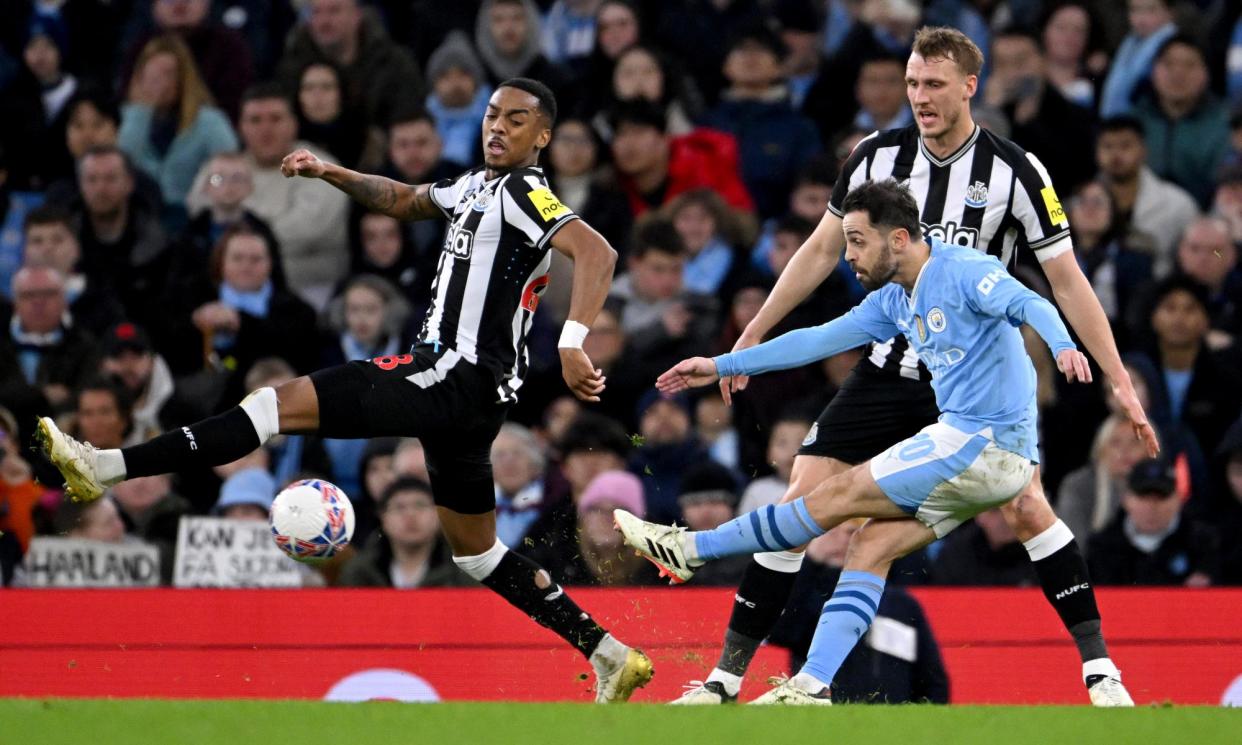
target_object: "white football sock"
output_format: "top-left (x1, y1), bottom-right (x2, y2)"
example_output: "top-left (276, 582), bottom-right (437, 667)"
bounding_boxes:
top-left (791, 671), bottom-right (830, 693)
top-left (705, 668), bottom-right (742, 696)
top-left (1083, 657), bottom-right (1120, 682)
top-left (589, 633), bottom-right (628, 672)
top-left (96, 449), bottom-right (127, 484)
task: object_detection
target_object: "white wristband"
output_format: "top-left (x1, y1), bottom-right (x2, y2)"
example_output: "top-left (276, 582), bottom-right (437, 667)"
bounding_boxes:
top-left (558, 320), bottom-right (589, 349)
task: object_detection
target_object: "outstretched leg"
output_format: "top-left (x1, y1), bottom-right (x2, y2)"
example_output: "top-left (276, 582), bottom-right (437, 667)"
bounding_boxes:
top-left (1000, 470), bottom-right (1133, 706)
top-left (439, 508), bottom-right (652, 702)
top-left (677, 455), bottom-right (851, 703)
top-left (753, 518), bottom-right (934, 704)
top-left (38, 378), bottom-right (317, 501)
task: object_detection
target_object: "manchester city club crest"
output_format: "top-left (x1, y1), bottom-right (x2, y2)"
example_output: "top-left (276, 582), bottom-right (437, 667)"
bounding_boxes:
top-left (927, 307), bottom-right (947, 333)
top-left (802, 423), bottom-right (818, 447)
top-left (964, 180), bottom-right (988, 209)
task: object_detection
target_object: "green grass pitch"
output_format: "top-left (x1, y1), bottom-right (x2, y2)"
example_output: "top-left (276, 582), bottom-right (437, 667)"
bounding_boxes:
top-left (3, 699), bottom-right (1239, 745)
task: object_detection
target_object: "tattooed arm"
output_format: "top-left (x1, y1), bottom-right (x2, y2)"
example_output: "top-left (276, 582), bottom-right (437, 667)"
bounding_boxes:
top-left (280, 148), bottom-right (441, 221)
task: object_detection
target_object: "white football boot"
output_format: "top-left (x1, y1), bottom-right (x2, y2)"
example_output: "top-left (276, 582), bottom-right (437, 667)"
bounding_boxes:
top-left (749, 675), bottom-right (833, 706)
top-left (612, 509), bottom-right (700, 584)
top-left (35, 416), bottom-right (116, 502)
top-left (670, 680), bottom-right (738, 704)
top-left (1087, 674), bottom-right (1135, 707)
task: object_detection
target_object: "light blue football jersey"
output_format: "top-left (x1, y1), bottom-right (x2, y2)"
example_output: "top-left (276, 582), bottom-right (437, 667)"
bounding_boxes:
top-left (716, 239), bottom-right (1077, 461)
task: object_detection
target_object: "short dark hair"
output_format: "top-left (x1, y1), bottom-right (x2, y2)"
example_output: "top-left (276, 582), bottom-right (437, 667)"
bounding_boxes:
top-left (794, 154), bottom-right (837, 189)
top-left (389, 107), bottom-right (437, 131)
top-left (1155, 32), bottom-right (1206, 66)
top-left (1150, 274), bottom-right (1211, 315)
top-left (841, 179), bottom-right (922, 240)
top-left (240, 81), bottom-right (294, 112)
top-left (78, 376), bottom-right (134, 422)
top-left (379, 476), bottom-right (435, 510)
top-left (79, 143), bottom-right (132, 175)
top-left (992, 26), bottom-right (1043, 50)
top-left (1099, 115), bottom-right (1144, 140)
top-left (860, 51), bottom-right (906, 70)
top-left (65, 87), bottom-right (121, 127)
top-left (774, 214), bottom-right (816, 241)
top-left (609, 97), bottom-right (667, 133)
top-left (498, 77), bottom-right (558, 125)
top-left (558, 412), bottom-right (631, 458)
top-left (24, 204), bottom-right (74, 234)
top-left (631, 217), bottom-right (685, 259)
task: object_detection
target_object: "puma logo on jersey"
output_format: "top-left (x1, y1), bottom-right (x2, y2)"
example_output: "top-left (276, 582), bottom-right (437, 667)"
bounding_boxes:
top-left (922, 221), bottom-right (979, 248)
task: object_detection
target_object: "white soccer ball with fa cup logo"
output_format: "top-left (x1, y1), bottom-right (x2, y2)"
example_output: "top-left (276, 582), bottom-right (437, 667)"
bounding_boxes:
top-left (270, 479), bottom-right (355, 561)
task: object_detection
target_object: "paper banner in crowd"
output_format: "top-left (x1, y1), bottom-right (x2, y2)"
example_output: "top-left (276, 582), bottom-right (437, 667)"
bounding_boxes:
top-left (173, 516), bottom-right (304, 587)
top-left (23, 537), bottom-right (160, 587)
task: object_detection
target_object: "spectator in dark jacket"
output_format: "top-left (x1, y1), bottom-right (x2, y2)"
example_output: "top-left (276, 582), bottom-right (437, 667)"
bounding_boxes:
top-left (0, 14), bottom-right (78, 191)
top-left (176, 223), bottom-right (319, 406)
top-left (676, 461), bottom-right (750, 586)
top-left (981, 28), bottom-right (1096, 194)
top-left (1131, 275), bottom-right (1242, 458)
top-left (21, 205), bottom-right (125, 338)
top-left (277, 0), bottom-right (424, 128)
top-left (702, 23), bottom-right (822, 219)
top-left (769, 519), bottom-right (950, 704)
top-left (70, 145), bottom-right (173, 334)
top-left (627, 390), bottom-right (708, 523)
top-left (0, 266), bottom-right (100, 428)
top-left (1089, 458), bottom-right (1220, 586)
top-left (337, 477), bottom-right (471, 588)
top-left (1131, 35), bottom-right (1230, 208)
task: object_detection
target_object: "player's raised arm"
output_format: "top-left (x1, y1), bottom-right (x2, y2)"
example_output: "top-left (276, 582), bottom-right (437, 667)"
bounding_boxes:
top-left (281, 148), bottom-right (442, 221)
top-left (660, 301), bottom-right (892, 404)
top-left (550, 219), bottom-right (618, 402)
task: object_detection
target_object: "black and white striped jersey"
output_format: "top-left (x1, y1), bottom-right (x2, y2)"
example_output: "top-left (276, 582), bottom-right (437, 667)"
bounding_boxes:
top-left (422, 165), bottom-right (578, 402)
top-left (828, 124), bottom-right (1073, 381)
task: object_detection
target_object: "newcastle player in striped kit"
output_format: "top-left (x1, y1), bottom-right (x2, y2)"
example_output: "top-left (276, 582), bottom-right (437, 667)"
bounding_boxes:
top-left (35, 79), bottom-right (654, 702)
top-left (674, 28), bottom-right (1159, 706)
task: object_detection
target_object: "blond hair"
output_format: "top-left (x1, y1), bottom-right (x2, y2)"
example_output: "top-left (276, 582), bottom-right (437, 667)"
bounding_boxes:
top-left (129, 34), bottom-right (215, 132)
top-left (912, 26), bottom-right (984, 77)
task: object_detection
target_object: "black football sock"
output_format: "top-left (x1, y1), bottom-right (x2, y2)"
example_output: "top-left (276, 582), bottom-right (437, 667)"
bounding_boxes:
top-left (121, 407), bottom-right (261, 478)
top-left (716, 558), bottom-right (801, 676)
top-left (481, 550), bottom-right (607, 659)
top-left (1031, 540), bottom-right (1109, 663)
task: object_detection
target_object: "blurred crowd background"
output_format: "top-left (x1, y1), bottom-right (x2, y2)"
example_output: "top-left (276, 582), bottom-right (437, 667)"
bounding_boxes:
top-left (0, 0), bottom-right (1240, 605)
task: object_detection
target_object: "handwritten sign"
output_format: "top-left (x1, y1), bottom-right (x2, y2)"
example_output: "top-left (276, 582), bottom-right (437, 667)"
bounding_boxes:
top-left (173, 516), bottom-right (304, 587)
top-left (24, 537), bottom-right (160, 587)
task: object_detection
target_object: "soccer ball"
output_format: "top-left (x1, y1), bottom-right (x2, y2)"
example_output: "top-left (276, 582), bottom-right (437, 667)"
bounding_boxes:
top-left (270, 479), bottom-right (355, 562)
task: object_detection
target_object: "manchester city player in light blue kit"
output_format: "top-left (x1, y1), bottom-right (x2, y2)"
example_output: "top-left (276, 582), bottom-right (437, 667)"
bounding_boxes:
top-left (614, 179), bottom-right (1094, 704)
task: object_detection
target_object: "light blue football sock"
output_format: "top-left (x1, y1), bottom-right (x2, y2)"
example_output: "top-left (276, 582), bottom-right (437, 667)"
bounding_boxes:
top-left (693, 498), bottom-right (825, 561)
top-left (800, 571), bottom-right (886, 687)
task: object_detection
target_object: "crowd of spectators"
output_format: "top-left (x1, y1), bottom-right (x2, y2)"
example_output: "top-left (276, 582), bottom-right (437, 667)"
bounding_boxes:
top-left (2, 0), bottom-right (1241, 602)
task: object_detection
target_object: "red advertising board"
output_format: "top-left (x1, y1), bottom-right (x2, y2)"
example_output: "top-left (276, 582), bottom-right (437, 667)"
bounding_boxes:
top-left (1, 588), bottom-right (1238, 704)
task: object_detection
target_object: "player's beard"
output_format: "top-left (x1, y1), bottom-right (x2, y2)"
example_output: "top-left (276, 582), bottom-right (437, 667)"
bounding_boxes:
top-left (856, 242), bottom-right (899, 291)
